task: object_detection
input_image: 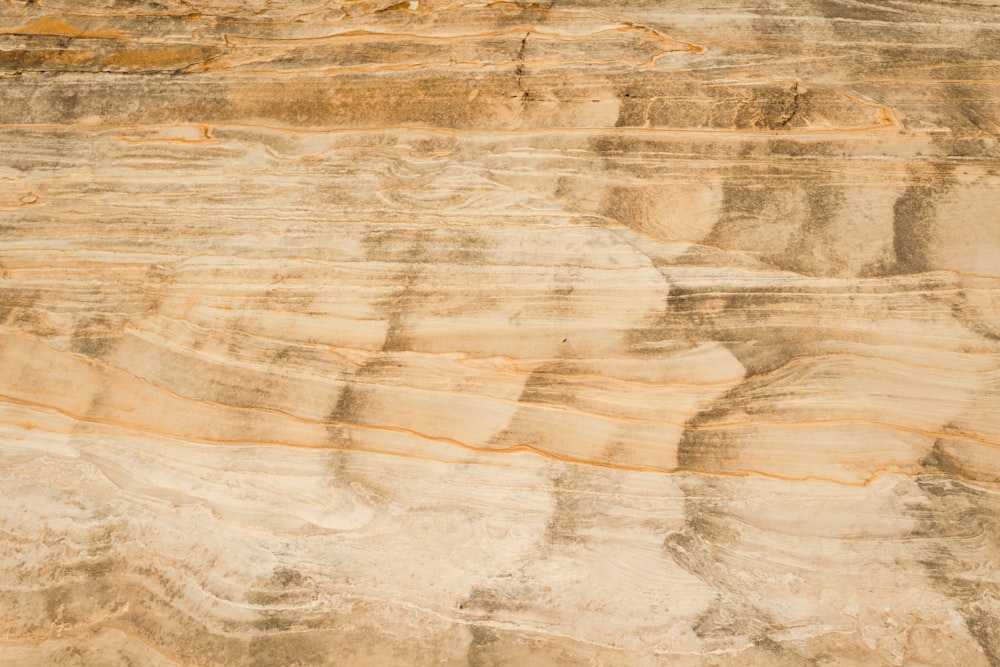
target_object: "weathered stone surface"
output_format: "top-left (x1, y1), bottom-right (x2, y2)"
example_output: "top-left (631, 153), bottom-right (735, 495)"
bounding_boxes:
top-left (1, 1), bottom-right (999, 664)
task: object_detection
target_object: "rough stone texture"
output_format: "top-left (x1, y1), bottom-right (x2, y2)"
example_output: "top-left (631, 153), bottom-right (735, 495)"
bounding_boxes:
top-left (1, 1), bottom-right (999, 665)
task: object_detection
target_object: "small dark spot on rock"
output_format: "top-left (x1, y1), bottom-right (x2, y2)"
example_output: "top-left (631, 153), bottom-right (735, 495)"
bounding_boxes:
top-left (467, 624), bottom-right (500, 667)
top-left (271, 567), bottom-right (303, 588)
top-left (891, 185), bottom-right (937, 274)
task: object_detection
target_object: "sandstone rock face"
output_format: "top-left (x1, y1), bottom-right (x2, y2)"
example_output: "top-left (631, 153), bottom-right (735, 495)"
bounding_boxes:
top-left (1, 1), bottom-right (999, 665)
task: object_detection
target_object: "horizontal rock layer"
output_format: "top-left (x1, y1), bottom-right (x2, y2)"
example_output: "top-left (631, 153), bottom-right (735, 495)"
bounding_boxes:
top-left (1, 1), bottom-right (999, 665)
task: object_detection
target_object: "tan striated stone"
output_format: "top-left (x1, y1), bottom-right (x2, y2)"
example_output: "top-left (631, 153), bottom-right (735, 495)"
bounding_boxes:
top-left (1, 1), bottom-right (999, 665)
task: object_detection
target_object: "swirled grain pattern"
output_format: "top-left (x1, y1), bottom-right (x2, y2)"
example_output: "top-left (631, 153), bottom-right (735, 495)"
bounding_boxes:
top-left (1, 1), bottom-right (1000, 665)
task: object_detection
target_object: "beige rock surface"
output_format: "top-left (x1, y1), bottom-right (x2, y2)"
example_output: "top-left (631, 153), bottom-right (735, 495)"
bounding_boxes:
top-left (1, 1), bottom-right (999, 665)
